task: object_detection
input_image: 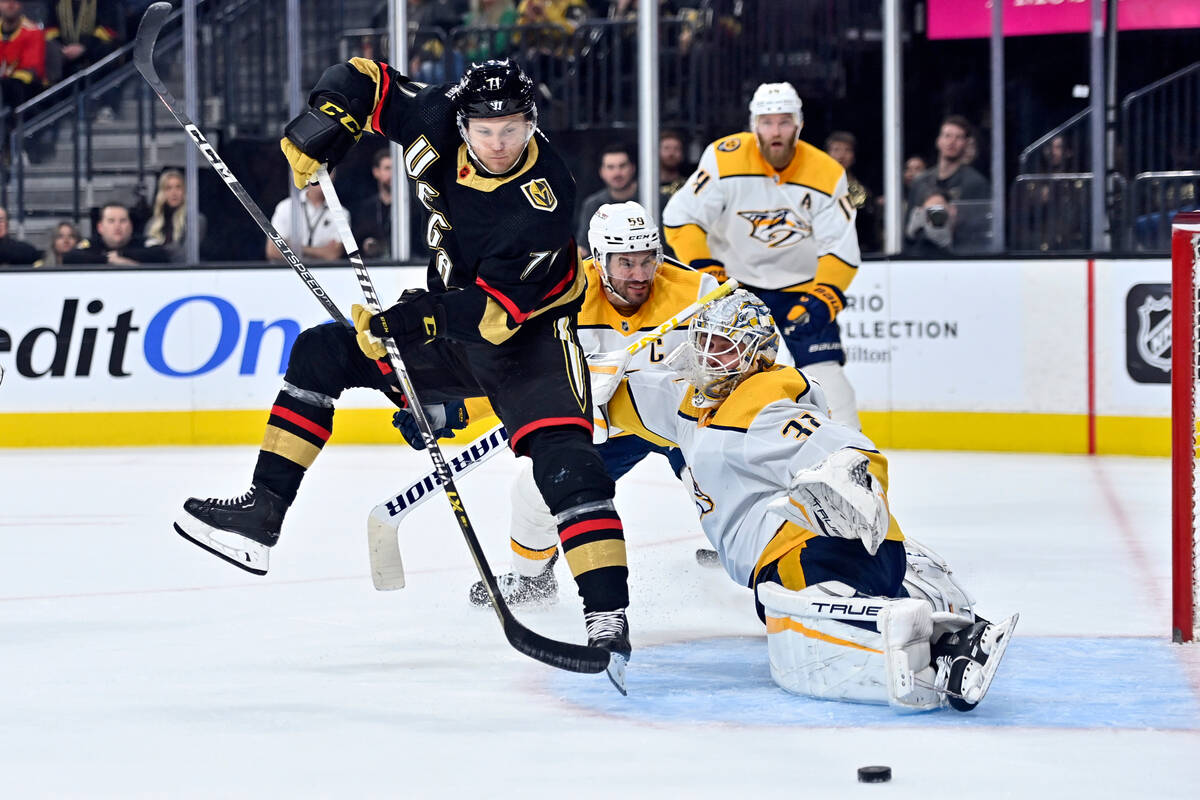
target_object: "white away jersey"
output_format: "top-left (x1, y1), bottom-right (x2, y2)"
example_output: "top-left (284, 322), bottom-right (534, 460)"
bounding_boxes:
top-left (608, 365), bottom-right (901, 586)
top-left (662, 132), bottom-right (862, 292)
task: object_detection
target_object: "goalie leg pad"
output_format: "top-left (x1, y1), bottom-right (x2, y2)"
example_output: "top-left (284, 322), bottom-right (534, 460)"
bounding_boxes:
top-left (902, 537), bottom-right (976, 619)
top-left (757, 581), bottom-right (944, 712)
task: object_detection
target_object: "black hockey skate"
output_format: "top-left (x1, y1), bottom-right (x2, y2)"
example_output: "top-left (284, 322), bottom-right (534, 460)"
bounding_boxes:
top-left (586, 608), bottom-right (631, 696)
top-left (174, 484), bottom-right (286, 575)
top-left (468, 551), bottom-right (559, 608)
top-left (933, 612), bottom-right (1019, 712)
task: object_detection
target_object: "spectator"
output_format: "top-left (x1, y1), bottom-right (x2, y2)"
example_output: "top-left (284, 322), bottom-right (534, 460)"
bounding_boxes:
top-left (44, 0), bottom-right (121, 84)
top-left (658, 128), bottom-right (689, 200)
top-left (407, 0), bottom-right (466, 83)
top-left (351, 148), bottom-right (393, 260)
top-left (143, 168), bottom-right (207, 262)
top-left (0, 205), bottom-right (42, 265)
top-left (908, 115), bottom-right (991, 253)
top-left (63, 203), bottom-right (170, 265)
top-left (0, 0), bottom-right (45, 112)
top-left (39, 219), bottom-right (81, 267)
top-left (462, 0), bottom-right (517, 62)
top-left (575, 141), bottom-right (637, 257)
top-left (266, 178), bottom-right (348, 263)
top-left (825, 130), bottom-right (881, 253)
top-left (515, 0), bottom-right (588, 57)
top-left (903, 154), bottom-right (927, 192)
top-left (903, 189), bottom-right (955, 258)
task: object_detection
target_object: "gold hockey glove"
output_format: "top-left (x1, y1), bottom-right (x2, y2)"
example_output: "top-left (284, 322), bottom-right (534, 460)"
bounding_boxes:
top-left (351, 303), bottom-right (388, 360)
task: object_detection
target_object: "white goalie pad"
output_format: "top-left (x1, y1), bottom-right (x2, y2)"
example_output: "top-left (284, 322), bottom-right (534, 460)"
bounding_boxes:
top-left (758, 581), bottom-right (945, 713)
top-left (768, 449), bottom-right (889, 555)
top-left (902, 537), bottom-right (976, 621)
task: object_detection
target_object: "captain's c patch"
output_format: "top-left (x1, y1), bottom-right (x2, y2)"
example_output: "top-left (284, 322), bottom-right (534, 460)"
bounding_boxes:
top-left (521, 178), bottom-right (558, 212)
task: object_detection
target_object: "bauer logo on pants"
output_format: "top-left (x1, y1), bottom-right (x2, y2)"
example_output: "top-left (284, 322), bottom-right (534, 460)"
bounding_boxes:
top-left (1125, 283), bottom-right (1171, 384)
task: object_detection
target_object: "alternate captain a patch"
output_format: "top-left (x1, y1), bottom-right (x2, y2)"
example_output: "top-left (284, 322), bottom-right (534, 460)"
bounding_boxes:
top-left (521, 178), bottom-right (558, 211)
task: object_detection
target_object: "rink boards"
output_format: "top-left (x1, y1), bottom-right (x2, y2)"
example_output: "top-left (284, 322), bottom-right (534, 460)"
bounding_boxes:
top-left (0, 258), bottom-right (1171, 454)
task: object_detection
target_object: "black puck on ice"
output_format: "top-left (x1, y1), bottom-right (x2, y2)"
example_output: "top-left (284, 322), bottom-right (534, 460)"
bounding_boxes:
top-left (857, 766), bottom-right (892, 783)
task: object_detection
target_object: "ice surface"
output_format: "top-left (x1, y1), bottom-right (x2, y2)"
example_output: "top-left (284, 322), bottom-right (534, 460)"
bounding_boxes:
top-left (1, 445), bottom-right (1197, 798)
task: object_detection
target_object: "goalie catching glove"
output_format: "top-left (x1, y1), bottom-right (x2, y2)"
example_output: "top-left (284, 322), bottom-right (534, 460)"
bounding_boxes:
top-left (392, 399), bottom-right (469, 450)
top-left (768, 448), bottom-right (889, 555)
top-left (281, 92), bottom-right (366, 189)
top-left (784, 283), bottom-right (845, 336)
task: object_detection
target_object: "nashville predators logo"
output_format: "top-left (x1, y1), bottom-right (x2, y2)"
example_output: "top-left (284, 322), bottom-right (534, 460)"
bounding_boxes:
top-left (716, 138), bottom-right (741, 152)
top-left (521, 178), bottom-right (558, 212)
top-left (737, 208), bottom-right (812, 248)
top-left (690, 471), bottom-right (715, 518)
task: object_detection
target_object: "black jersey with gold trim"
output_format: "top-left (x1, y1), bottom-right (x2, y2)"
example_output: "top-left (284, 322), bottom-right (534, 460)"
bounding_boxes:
top-left (311, 58), bottom-right (582, 345)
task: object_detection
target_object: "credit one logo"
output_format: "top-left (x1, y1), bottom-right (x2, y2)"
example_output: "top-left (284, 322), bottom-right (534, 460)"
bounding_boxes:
top-left (0, 296), bottom-right (302, 378)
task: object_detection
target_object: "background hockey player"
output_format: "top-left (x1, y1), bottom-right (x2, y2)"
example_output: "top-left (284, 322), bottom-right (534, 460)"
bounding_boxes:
top-left (662, 82), bottom-right (863, 428)
top-left (174, 59), bottom-right (632, 669)
top-left (601, 289), bottom-right (1017, 712)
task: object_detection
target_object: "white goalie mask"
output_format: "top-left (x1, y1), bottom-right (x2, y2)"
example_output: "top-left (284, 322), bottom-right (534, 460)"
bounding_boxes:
top-left (748, 82), bottom-right (804, 137)
top-left (668, 289), bottom-right (781, 408)
top-left (587, 201), bottom-right (663, 306)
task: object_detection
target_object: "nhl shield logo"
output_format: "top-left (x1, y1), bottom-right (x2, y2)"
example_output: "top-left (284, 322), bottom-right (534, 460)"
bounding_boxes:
top-left (1134, 294), bottom-right (1171, 373)
top-left (521, 178), bottom-right (558, 212)
top-left (1125, 283), bottom-right (1171, 384)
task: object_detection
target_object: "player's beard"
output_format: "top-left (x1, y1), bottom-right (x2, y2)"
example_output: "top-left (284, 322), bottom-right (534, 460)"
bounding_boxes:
top-left (757, 134), bottom-right (796, 171)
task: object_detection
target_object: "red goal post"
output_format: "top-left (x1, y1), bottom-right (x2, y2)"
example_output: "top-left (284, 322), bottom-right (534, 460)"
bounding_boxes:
top-left (1172, 211), bottom-right (1200, 643)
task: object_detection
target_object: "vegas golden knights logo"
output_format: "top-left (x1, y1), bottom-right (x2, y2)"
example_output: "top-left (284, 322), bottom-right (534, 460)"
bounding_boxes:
top-left (521, 178), bottom-right (558, 212)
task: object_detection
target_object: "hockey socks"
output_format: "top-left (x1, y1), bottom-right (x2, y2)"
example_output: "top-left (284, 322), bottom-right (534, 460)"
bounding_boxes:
top-left (253, 382), bottom-right (336, 504)
top-left (556, 499), bottom-right (629, 613)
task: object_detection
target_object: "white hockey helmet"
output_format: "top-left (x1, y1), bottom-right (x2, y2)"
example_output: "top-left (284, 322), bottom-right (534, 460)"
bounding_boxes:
top-left (669, 289), bottom-right (780, 407)
top-left (587, 201), bottom-right (663, 300)
top-left (748, 82), bottom-right (803, 134)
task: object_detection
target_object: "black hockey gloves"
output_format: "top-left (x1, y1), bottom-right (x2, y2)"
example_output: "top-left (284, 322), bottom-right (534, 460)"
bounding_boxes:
top-left (392, 399), bottom-right (469, 449)
top-left (280, 92), bottom-right (364, 189)
top-left (369, 289), bottom-right (447, 345)
top-left (690, 258), bottom-right (727, 283)
top-left (783, 283), bottom-right (846, 336)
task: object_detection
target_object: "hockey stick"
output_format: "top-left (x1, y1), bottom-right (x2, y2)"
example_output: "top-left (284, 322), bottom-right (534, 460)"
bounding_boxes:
top-left (314, 169), bottom-right (623, 682)
top-left (135, 3), bottom-right (610, 681)
top-left (133, 2), bottom-right (350, 330)
top-left (365, 276), bottom-right (740, 590)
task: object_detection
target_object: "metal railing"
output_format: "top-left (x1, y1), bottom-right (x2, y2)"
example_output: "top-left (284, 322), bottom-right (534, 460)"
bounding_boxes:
top-left (1128, 170), bottom-right (1200, 252)
top-left (1122, 61), bottom-right (1200, 177)
top-left (2, 6), bottom-right (193, 232)
top-left (1009, 173), bottom-right (1093, 253)
top-left (1017, 108), bottom-right (1091, 175)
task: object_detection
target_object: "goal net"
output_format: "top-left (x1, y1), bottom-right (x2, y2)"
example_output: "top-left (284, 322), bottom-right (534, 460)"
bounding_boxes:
top-left (1172, 211), bottom-right (1200, 643)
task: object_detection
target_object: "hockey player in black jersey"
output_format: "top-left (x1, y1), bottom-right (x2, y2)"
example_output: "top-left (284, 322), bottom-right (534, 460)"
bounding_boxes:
top-left (174, 59), bottom-right (631, 666)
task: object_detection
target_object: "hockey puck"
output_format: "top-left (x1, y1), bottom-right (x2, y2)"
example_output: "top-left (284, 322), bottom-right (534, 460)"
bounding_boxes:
top-left (695, 547), bottom-right (721, 567)
top-left (857, 766), bottom-right (892, 783)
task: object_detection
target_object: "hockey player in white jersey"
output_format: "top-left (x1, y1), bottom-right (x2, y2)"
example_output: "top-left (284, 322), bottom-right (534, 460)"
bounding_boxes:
top-left (603, 289), bottom-right (1017, 712)
top-left (452, 202), bottom-right (790, 607)
top-left (662, 82), bottom-right (862, 428)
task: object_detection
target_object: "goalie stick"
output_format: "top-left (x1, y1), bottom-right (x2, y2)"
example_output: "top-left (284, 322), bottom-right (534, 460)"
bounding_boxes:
top-left (365, 278), bottom-right (740, 590)
top-left (135, 3), bottom-right (614, 683)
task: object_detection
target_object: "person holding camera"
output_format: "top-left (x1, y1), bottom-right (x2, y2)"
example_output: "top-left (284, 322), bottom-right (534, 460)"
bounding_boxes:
top-left (906, 115), bottom-right (990, 255)
top-left (904, 190), bottom-right (955, 257)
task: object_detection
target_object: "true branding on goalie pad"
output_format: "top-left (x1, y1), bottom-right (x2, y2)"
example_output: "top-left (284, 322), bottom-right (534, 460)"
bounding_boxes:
top-left (758, 580), bottom-right (945, 712)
